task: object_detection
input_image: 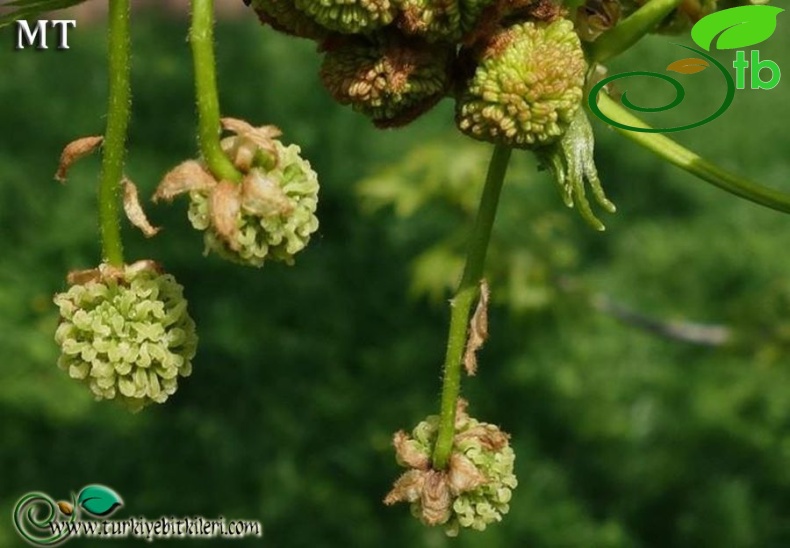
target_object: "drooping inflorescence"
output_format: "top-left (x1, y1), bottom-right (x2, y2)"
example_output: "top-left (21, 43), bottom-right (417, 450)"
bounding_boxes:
top-left (320, 34), bottom-right (453, 127)
top-left (250, 0), bottom-right (581, 139)
top-left (54, 261), bottom-right (198, 413)
top-left (156, 119), bottom-right (320, 267)
top-left (248, 0), bottom-right (617, 228)
top-left (384, 399), bottom-right (517, 536)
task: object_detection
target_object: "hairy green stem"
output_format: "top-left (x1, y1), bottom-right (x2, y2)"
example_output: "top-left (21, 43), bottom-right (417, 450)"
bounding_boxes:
top-left (588, 0), bottom-right (683, 63)
top-left (595, 94), bottom-right (790, 214)
top-left (190, 0), bottom-right (242, 183)
top-left (432, 145), bottom-right (512, 470)
top-left (98, 0), bottom-right (131, 266)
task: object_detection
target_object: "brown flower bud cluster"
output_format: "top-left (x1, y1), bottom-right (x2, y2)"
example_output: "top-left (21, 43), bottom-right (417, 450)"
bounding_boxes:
top-left (384, 399), bottom-right (517, 536)
top-left (249, 0), bottom-right (586, 141)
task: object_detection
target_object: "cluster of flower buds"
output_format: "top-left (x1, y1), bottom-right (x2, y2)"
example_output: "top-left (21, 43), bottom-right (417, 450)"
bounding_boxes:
top-left (455, 18), bottom-right (586, 148)
top-left (384, 399), bottom-right (517, 536)
top-left (249, 0), bottom-right (618, 227)
top-left (54, 261), bottom-right (198, 413)
top-left (250, 0), bottom-right (588, 145)
top-left (155, 119), bottom-right (319, 267)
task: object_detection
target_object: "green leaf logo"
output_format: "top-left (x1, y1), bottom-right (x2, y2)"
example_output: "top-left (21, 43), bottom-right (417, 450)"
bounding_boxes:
top-left (691, 5), bottom-right (783, 51)
top-left (77, 485), bottom-right (123, 517)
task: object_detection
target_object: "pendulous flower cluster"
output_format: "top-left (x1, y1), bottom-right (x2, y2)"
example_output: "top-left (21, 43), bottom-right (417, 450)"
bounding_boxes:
top-left (248, 0), bottom-right (618, 227)
top-left (249, 0), bottom-right (587, 145)
top-left (384, 399), bottom-right (517, 536)
top-left (54, 261), bottom-right (198, 413)
top-left (155, 119), bottom-right (319, 267)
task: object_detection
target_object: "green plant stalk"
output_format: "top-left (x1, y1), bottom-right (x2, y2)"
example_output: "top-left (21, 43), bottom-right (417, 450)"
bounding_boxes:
top-left (98, 0), bottom-right (131, 267)
top-left (588, 0), bottom-right (683, 63)
top-left (432, 144), bottom-right (512, 470)
top-left (190, 0), bottom-right (242, 184)
top-left (595, 94), bottom-right (790, 214)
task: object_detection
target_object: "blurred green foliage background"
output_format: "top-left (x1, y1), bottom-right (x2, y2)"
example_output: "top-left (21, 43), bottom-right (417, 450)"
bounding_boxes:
top-left (2, 6), bottom-right (790, 547)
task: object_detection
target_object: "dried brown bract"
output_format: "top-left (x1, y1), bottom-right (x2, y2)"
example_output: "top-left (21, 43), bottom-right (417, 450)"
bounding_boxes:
top-left (122, 178), bottom-right (160, 238)
top-left (153, 160), bottom-right (217, 203)
top-left (55, 135), bottom-right (103, 183)
top-left (463, 278), bottom-right (490, 375)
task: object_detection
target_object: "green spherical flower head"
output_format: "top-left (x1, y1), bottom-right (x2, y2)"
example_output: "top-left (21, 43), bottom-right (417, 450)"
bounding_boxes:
top-left (54, 262), bottom-right (198, 413)
top-left (295, 0), bottom-right (396, 34)
top-left (251, 0), bottom-right (328, 40)
top-left (455, 19), bottom-right (586, 148)
top-left (320, 35), bottom-right (452, 127)
top-left (187, 139), bottom-right (320, 267)
top-left (384, 400), bottom-right (517, 536)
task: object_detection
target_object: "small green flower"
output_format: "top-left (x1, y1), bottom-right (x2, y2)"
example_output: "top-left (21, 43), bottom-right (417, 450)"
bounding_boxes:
top-left (455, 19), bottom-right (586, 147)
top-left (384, 400), bottom-right (517, 536)
top-left (295, 0), bottom-right (396, 34)
top-left (54, 262), bottom-right (198, 413)
top-left (320, 35), bottom-right (452, 127)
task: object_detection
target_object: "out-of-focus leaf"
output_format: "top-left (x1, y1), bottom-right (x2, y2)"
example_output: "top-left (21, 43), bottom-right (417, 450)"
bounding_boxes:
top-left (0, 0), bottom-right (89, 29)
top-left (357, 138), bottom-right (487, 217)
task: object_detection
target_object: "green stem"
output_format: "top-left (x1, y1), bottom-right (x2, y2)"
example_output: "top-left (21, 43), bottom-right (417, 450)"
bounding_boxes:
top-left (190, 0), bottom-right (242, 183)
top-left (588, 0), bottom-right (683, 63)
top-left (432, 145), bottom-right (512, 470)
top-left (98, 0), bottom-right (131, 266)
top-left (595, 93), bottom-right (790, 214)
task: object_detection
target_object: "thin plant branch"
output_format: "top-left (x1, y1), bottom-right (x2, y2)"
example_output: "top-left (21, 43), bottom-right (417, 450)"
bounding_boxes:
top-left (432, 145), bottom-right (512, 471)
top-left (190, 0), bottom-right (243, 184)
top-left (588, 0), bottom-right (684, 63)
top-left (98, 0), bottom-right (131, 266)
top-left (592, 294), bottom-right (732, 346)
top-left (594, 93), bottom-right (790, 215)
